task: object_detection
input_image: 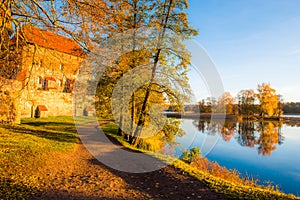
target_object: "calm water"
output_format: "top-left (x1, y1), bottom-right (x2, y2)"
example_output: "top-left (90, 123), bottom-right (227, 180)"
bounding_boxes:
top-left (174, 119), bottom-right (300, 196)
top-left (283, 114), bottom-right (300, 118)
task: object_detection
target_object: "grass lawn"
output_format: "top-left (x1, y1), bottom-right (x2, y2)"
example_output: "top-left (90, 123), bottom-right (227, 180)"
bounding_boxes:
top-left (0, 116), bottom-right (79, 199)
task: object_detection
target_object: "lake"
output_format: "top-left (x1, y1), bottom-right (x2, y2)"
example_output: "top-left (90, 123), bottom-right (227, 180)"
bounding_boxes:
top-left (174, 119), bottom-right (300, 196)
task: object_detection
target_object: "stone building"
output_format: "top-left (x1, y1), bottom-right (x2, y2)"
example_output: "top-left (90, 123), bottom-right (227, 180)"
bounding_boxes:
top-left (13, 26), bottom-right (85, 119)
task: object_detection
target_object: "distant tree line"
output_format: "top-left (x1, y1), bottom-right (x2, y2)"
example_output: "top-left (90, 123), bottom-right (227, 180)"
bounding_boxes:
top-left (282, 102), bottom-right (300, 114)
top-left (169, 83), bottom-right (283, 119)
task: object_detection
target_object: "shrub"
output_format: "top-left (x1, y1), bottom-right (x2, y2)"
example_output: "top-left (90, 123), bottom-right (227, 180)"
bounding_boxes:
top-left (181, 147), bottom-right (201, 163)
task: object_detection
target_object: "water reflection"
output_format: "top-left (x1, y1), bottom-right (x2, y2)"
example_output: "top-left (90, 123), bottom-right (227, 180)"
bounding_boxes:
top-left (192, 119), bottom-right (285, 156)
top-left (236, 121), bottom-right (257, 147)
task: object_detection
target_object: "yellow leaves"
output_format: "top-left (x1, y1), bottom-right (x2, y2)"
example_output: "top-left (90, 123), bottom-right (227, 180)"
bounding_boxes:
top-left (256, 122), bottom-right (279, 156)
top-left (257, 83), bottom-right (279, 117)
top-left (216, 92), bottom-right (234, 114)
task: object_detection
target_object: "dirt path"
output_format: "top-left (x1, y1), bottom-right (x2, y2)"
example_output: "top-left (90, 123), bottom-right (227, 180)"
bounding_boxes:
top-left (30, 142), bottom-right (227, 200)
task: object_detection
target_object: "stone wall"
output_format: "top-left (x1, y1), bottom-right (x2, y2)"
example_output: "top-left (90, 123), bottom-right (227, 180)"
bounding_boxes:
top-left (0, 78), bottom-right (21, 124)
top-left (19, 89), bottom-right (74, 118)
top-left (16, 44), bottom-right (84, 118)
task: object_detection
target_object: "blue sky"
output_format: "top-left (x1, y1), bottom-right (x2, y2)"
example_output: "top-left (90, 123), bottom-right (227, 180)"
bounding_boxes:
top-left (187, 0), bottom-right (300, 102)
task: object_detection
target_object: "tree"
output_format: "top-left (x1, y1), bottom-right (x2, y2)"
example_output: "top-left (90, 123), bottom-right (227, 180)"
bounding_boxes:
top-left (0, 1), bottom-right (30, 83)
top-left (237, 89), bottom-right (257, 117)
top-left (256, 83), bottom-right (280, 118)
top-left (277, 94), bottom-right (284, 117)
top-left (106, 0), bottom-right (155, 137)
top-left (216, 92), bottom-right (234, 114)
top-left (198, 99), bottom-right (212, 113)
top-left (0, 0), bottom-right (114, 79)
top-left (92, 0), bottom-right (197, 149)
top-left (119, 0), bottom-right (198, 146)
top-left (282, 102), bottom-right (300, 114)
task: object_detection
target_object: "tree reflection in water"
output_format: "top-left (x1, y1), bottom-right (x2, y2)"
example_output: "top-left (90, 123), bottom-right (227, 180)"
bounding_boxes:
top-left (256, 121), bottom-right (283, 156)
top-left (192, 119), bottom-right (285, 156)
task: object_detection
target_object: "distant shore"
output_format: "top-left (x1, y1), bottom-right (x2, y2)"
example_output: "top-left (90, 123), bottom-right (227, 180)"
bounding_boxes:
top-left (164, 112), bottom-right (300, 121)
top-left (165, 112), bottom-right (232, 119)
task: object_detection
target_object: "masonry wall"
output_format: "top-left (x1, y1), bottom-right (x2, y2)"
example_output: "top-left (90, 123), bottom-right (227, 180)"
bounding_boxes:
top-left (19, 90), bottom-right (73, 117)
top-left (17, 44), bottom-right (84, 118)
top-left (0, 79), bottom-right (21, 124)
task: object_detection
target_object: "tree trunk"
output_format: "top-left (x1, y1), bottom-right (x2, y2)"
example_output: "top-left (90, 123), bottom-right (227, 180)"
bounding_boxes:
top-left (132, 0), bottom-right (173, 144)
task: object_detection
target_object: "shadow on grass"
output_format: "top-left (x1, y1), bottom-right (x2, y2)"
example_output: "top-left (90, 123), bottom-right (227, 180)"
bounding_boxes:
top-left (2, 121), bottom-right (79, 144)
top-left (83, 133), bottom-right (225, 200)
top-left (22, 121), bottom-right (75, 127)
top-left (30, 189), bottom-right (124, 200)
top-left (0, 177), bottom-right (37, 199)
top-left (86, 155), bottom-right (224, 200)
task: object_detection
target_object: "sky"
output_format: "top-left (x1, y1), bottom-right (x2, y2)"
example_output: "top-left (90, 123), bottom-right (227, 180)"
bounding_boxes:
top-left (186, 0), bottom-right (300, 102)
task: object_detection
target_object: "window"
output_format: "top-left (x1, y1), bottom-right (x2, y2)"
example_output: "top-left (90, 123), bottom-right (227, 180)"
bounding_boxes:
top-left (37, 77), bottom-right (42, 84)
top-left (63, 79), bottom-right (74, 93)
top-left (42, 79), bottom-right (48, 90)
top-left (59, 64), bottom-right (64, 70)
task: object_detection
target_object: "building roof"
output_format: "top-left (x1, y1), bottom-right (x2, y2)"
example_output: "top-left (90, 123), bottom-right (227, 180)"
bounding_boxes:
top-left (45, 76), bottom-right (56, 81)
top-left (22, 26), bottom-right (85, 57)
top-left (37, 105), bottom-right (48, 111)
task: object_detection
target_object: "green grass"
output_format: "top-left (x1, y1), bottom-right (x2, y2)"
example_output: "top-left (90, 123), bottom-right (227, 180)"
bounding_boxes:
top-left (0, 116), bottom-right (79, 199)
top-left (101, 122), bottom-right (300, 200)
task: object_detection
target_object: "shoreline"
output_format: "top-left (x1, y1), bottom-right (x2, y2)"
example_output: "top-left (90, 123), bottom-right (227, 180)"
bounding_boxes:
top-left (100, 121), bottom-right (299, 199)
top-left (165, 112), bottom-right (300, 122)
